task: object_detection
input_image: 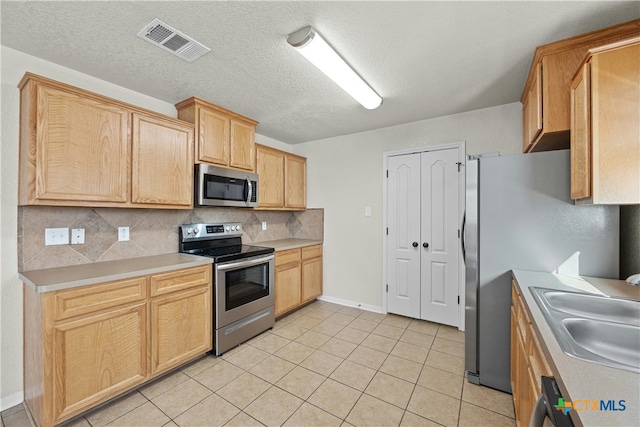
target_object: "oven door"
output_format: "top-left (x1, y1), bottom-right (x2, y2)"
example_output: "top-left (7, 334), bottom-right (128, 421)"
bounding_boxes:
top-left (214, 254), bottom-right (274, 328)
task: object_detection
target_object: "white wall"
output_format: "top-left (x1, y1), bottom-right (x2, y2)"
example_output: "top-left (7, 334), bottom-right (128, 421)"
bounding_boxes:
top-left (0, 46), bottom-right (288, 408)
top-left (293, 103), bottom-right (522, 310)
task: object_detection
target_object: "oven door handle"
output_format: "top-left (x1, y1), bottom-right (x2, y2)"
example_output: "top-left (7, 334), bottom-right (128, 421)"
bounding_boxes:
top-left (216, 254), bottom-right (274, 272)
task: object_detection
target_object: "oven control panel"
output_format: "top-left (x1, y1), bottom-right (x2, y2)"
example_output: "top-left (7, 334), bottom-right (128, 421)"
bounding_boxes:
top-left (180, 223), bottom-right (242, 240)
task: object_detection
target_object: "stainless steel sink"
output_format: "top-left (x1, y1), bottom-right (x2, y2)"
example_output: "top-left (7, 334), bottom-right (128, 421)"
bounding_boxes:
top-left (530, 287), bottom-right (640, 373)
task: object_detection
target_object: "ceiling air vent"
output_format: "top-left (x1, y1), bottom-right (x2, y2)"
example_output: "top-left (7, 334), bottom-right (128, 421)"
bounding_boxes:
top-left (137, 18), bottom-right (210, 62)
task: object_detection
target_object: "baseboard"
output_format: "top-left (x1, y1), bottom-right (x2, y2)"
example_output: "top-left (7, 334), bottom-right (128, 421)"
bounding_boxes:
top-left (0, 391), bottom-right (24, 412)
top-left (316, 295), bottom-right (384, 314)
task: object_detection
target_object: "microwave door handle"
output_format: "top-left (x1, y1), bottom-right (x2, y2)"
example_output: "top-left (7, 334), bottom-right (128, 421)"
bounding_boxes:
top-left (245, 177), bottom-right (252, 206)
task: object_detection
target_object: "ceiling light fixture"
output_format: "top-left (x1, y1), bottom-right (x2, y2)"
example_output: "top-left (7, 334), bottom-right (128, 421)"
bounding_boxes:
top-left (287, 26), bottom-right (382, 110)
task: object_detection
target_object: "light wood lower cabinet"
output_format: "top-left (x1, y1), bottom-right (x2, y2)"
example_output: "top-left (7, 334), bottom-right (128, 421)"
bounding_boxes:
top-left (511, 277), bottom-right (553, 427)
top-left (275, 245), bottom-right (322, 317)
top-left (24, 265), bottom-right (211, 427)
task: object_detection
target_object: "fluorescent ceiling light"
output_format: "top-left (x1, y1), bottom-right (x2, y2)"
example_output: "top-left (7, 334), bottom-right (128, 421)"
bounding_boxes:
top-left (287, 26), bottom-right (382, 110)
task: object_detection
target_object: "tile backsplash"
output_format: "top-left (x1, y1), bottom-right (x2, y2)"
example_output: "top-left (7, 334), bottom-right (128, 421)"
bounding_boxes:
top-left (18, 207), bottom-right (323, 271)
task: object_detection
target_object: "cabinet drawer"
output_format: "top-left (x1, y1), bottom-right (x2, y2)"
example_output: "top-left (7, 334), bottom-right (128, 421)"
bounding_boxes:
top-left (276, 248), bottom-right (301, 266)
top-left (301, 244), bottom-right (322, 260)
top-left (54, 277), bottom-right (147, 321)
top-left (150, 265), bottom-right (211, 297)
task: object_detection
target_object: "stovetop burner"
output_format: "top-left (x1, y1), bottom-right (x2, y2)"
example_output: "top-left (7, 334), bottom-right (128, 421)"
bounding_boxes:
top-left (178, 222), bottom-right (274, 263)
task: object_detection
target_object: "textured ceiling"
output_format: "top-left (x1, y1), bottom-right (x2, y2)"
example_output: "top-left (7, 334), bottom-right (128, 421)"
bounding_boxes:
top-left (2, 1), bottom-right (639, 144)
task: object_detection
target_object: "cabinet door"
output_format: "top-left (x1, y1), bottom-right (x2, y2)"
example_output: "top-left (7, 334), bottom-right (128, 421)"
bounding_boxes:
top-left (522, 63), bottom-right (542, 152)
top-left (131, 113), bottom-right (194, 206)
top-left (275, 263), bottom-right (301, 316)
top-left (256, 145), bottom-right (285, 208)
top-left (301, 256), bottom-right (322, 302)
top-left (285, 154), bottom-right (307, 209)
top-left (198, 107), bottom-right (230, 165)
top-left (36, 84), bottom-right (130, 202)
top-left (230, 120), bottom-right (256, 171)
top-left (150, 285), bottom-right (212, 375)
top-left (570, 63), bottom-right (591, 200)
top-left (53, 302), bottom-right (147, 422)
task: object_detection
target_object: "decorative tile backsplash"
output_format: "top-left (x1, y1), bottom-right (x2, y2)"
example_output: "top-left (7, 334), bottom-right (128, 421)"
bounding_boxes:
top-left (18, 207), bottom-right (323, 271)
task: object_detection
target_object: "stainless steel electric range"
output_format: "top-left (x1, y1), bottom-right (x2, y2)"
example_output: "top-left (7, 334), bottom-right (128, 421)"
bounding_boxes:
top-left (179, 223), bottom-right (275, 355)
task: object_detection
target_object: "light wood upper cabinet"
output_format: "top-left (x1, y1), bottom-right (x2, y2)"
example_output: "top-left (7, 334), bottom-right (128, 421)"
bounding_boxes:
top-left (521, 19), bottom-right (640, 153)
top-left (256, 144), bottom-right (307, 210)
top-left (175, 97), bottom-right (257, 171)
top-left (131, 113), bottom-right (194, 206)
top-left (18, 73), bottom-right (195, 209)
top-left (571, 38), bottom-right (640, 204)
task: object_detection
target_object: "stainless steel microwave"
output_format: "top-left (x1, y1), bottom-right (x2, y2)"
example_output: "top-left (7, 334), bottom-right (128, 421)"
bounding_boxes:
top-left (195, 164), bottom-right (259, 207)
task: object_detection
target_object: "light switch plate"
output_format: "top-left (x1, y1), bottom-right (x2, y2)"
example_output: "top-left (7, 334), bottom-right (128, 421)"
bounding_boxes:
top-left (118, 227), bottom-right (130, 241)
top-left (45, 228), bottom-right (69, 246)
top-left (71, 228), bottom-right (85, 244)
top-left (365, 207), bottom-right (372, 217)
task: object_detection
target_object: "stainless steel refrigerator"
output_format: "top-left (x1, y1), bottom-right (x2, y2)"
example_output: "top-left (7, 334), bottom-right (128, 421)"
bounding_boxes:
top-left (464, 149), bottom-right (619, 393)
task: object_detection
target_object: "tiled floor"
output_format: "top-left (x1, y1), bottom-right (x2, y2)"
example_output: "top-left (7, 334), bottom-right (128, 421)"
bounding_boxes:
top-left (2, 301), bottom-right (515, 427)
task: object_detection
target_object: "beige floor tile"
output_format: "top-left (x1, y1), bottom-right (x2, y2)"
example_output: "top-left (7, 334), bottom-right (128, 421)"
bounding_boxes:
top-left (300, 350), bottom-right (344, 376)
top-left (244, 387), bottom-right (303, 427)
top-left (180, 355), bottom-right (220, 378)
top-left (399, 330), bottom-right (435, 349)
top-left (314, 301), bottom-right (343, 312)
top-left (250, 333), bottom-right (291, 354)
top-left (283, 402), bottom-right (342, 427)
top-left (346, 394), bottom-right (405, 427)
top-left (360, 333), bottom-right (397, 354)
top-left (348, 317), bottom-right (379, 333)
top-left (319, 337), bottom-right (358, 358)
top-left (223, 411), bottom-right (265, 427)
top-left (1, 405), bottom-right (25, 418)
top-left (458, 402), bottom-right (516, 427)
top-left (381, 314), bottom-right (412, 329)
top-left (462, 381), bottom-right (515, 418)
top-left (2, 409), bottom-right (35, 427)
top-left (325, 312), bottom-right (357, 326)
top-left (335, 327), bottom-right (370, 345)
top-left (290, 315), bottom-right (323, 329)
top-left (431, 336), bottom-right (465, 357)
top-left (407, 319), bottom-right (440, 336)
top-left (330, 360), bottom-right (377, 392)
top-left (357, 311), bottom-right (386, 323)
top-left (391, 341), bottom-right (429, 364)
top-left (249, 355), bottom-right (296, 384)
top-left (276, 366), bottom-right (326, 399)
top-left (312, 320), bottom-right (346, 337)
top-left (85, 391), bottom-right (148, 426)
top-left (364, 372), bottom-right (414, 409)
top-left (64, 416), bottom-right (91, 427)
top-left (192, 360), bottom-right (244, 391)
top-left (139, 370), bottom-right (190, 400)
top-left (436, 325), bottom-right (465, 343)
top-left (151, 378), bottom-right (212, 419)
top-left (272, 323), bottom-right (307, 340)
top-left (106, 401), bottom-right (169, 426)
top-left (275, 341), bottom-right (316, 364)
top-left (338, 306), bottom-right (365, 317)
top-left (162, 421), bottom-right (178, 427)
top-left (424, 349), bottom-right (465, 376)
top-left (308, 379), bottom-right (362, 419)
top-left (295, 330), bottom-right (332, 349)
top-left (216, 373), bottom-right (271, 409)
top-left (224, 345), bottom-right (270, 370)
top-left (306, 307), bottom-right (337, 320)
top-left (372, 323), bottom-right (405, 340)
top-left (417, 365), bottom-right (463, 399)
top-left (379, 354), bottom-right (423, 383)
top-left (173, 393), bottom-right (240, 427)
top-left (347, 346), bottom-right (389, 370)
top-left (399, 411), bottom-right (441, 426)
top-left (407, 386), bottom-right (461, 427)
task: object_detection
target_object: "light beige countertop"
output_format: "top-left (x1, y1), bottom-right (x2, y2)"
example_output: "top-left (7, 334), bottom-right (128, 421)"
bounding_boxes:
top-left (512, 270), bottom-right (639, 427)
top-left (255, 238), bottom-right (323, 251)
top-left (20, 253), bottom-right (213, 293)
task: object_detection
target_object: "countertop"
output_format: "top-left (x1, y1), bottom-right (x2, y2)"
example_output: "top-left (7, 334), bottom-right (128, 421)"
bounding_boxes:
top-left (254, 238), bottom-right (323, 251)
top-left (19, 253), bottom-right (213, 293)
top-left (512, 270), bottom-right (639, 427)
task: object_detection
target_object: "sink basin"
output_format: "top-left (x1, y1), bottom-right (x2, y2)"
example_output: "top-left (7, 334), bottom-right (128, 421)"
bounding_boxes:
top-left (530, 287), bottom-right (640, 373)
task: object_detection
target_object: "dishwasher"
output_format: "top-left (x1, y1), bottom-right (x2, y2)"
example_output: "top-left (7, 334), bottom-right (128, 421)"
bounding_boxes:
top-left (529, 376), bottom-right (574, 427)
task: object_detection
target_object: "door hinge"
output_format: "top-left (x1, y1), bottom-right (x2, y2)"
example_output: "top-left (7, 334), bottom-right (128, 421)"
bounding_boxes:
top-left (386, 227), bottom-right (389, 235)
top-left (386, 170), bottom-right (389, 178)
top-left (386, 284), bottom-right (389, 292)
top-left (456, 162), bottom-right (462, 172)
top-left (458, 295), bottom-right (460, 304)
top-left (458, 229), bottom-right (460, 238)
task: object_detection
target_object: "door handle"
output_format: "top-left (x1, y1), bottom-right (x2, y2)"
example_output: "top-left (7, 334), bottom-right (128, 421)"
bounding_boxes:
top-left (412, 242), bottom-right (419, 248)
top-left (423, 242), bottom-right (429, 248)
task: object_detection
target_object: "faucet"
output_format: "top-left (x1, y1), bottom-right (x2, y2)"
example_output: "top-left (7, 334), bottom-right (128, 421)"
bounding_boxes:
top-left (626, 273), bottom-right (640, 286)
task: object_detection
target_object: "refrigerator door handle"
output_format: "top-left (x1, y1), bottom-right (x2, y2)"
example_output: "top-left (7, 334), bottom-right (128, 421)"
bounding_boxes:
top-left (461, 212), bottom-right (466, 263)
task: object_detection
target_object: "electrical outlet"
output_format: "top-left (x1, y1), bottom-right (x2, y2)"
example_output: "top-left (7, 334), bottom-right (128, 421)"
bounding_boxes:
top-left (71, 228), bottom-right (85, 244)
top-left (118, 227), bottom-right (130, 241)
top-left (45, 228), bottom-right (69, 246)
top-left (261, 221), bottom-right (267, 231)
